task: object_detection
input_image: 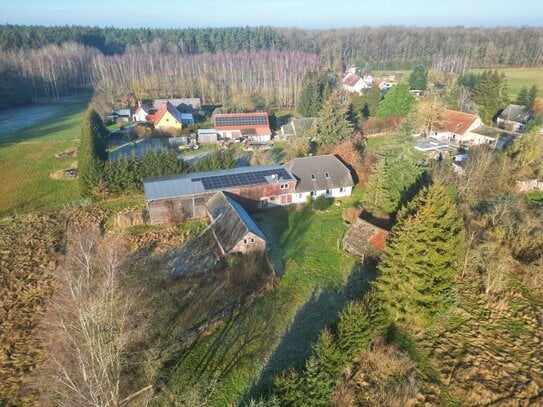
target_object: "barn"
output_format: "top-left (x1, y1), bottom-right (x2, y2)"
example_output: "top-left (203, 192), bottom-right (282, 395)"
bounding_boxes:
top-left (143, 164), bottom-right (297, 225)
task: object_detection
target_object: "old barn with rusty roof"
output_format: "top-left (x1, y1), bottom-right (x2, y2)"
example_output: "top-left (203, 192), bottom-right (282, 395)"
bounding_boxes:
top-left (342, 218), bottom-right (389, 260)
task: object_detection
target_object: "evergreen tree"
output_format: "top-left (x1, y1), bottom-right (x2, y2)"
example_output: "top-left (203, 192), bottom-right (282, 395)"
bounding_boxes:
top-left (516, 86), bottom-right (530, 107)
top-left (373, 183), bottom-right (465, 325)
top-left (473, 70), bottom-right (509, 123)
top-left (409, 64), bottom-right (428, 90)
top-left (362, 137), bottom-right (425, 216)
top-left (78, 109), bottom-right (108, 196)
top-left (528, 84), bottom-right (538, 108)
top-left (317, 91), bottom-right (353, 146)
top-left (297, 71), bottom-right (333, 117)
top-left (377, 83), bottom-right (416, 119)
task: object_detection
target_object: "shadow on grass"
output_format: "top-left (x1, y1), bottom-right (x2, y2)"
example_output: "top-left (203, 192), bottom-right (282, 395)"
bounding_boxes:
top-left (244, 261), bottom-right (377, 401)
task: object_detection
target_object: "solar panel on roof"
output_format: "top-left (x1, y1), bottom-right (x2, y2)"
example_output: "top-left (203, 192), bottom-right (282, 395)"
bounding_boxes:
top-left (215, 115), bottom-right (268, 127)
top-left (197, 167), bottom-right (293, 191)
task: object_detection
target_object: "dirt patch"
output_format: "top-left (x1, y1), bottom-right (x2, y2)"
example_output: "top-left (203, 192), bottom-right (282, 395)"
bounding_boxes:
top-left (54, 148), bottom-right (77, 159)
top-left (49, 161), bottom-right (78, 180)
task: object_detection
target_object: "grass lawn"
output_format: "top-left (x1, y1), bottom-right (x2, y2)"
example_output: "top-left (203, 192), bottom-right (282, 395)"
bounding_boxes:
top-left (469, 67), bottom-right (543, 100)
top-left (0, 94), bottom-right (89, 216)
top-left (161, 189), bottom-right (374, 405)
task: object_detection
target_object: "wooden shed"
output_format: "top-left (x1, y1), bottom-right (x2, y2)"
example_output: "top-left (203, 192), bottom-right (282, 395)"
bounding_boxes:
top-left (342, 218), bottom-right (389, 261)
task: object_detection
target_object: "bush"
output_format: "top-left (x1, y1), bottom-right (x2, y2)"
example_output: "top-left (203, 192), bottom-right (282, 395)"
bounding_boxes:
top-left (313, 195), bottom-right (331, 211)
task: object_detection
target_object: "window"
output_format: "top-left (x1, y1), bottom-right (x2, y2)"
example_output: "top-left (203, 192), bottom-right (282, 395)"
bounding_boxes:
top-left (325, 172), bottom-right (330, 179)
top-left (310, 191), bottom-right (316, 196)
top-left (280, 183), bottom-right (289, 189)
top-left (298, 193), bottom-right (303, 198)
top-left (251, 238), bottom-right (255, 244)
top-left (339, 187), bottom-right (345, 193)
top-left (243, 238), bottom-right (248, 244)
top-left (326, 189), bottom-right (331, 195)
top-left (310, 173), bottom-right (316, 180)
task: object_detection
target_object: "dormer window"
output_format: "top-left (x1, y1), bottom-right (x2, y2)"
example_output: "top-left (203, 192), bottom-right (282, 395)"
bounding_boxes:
top-left (310, 173), bottom-right (316, 180)
top-left (280, 183), bottom-right (289, 189)
top-left (325, 172), bottom-right (330, 179)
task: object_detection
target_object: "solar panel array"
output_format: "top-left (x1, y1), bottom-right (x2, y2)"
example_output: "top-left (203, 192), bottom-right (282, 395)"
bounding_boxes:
top-left (215, 115), bottom-right (268, 127)
top-left (200, 168), bottom-right (292, 191)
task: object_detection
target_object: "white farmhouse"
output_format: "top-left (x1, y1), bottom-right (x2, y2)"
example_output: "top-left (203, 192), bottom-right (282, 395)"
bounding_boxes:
top-left (432, 109), bottom-right (493, 146)
top-left (285, 155), bottom-right (355, 204)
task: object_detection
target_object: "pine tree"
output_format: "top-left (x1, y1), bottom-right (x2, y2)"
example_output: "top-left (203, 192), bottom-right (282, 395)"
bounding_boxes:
top-left (528, 84), bottom-right (538, 108)
top-left (516, 86), bottom-right (530, 107)
top-left (78, 109), bottom-right (108, 196)
top-left (317, 91), bottom-right (353, 146)
top-left (473, 70), bottom-right (509, 123)
top-left (373, 183), bottom-right (465, 326)
top-left (362, 137), bottom-right (425, 216)
top-left (409, 64), bottom-right (428, 90)
top-left (377, 83), bottom-right (416, 119)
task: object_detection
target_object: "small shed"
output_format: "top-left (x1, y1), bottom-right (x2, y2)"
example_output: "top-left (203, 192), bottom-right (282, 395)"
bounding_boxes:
top-left (342, 218), bottom-right (389, 261)
top-left (207, 191), bottom-right (266, 255)
top-left (198, 129), bottom-right (219, 143)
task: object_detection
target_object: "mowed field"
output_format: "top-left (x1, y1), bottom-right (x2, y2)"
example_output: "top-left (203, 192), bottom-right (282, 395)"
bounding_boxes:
top-left (470, 67), bottom-right (543, 99)
top-left (161, 188), bottom-right (375, 405)
top-left (0, 94), bottom-right (89, 216)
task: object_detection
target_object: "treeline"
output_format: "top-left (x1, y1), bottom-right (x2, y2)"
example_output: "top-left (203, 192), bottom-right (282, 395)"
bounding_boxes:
top-left (91, 50), bottom-right (319, 108)
top-left (2, 24), bottom-right (543, 68)
top-left (0, 25), bottom-right (284, 55)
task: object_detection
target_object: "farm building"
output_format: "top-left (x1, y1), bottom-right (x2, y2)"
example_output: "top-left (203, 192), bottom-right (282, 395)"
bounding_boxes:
top-left (213, 113), bottom-right (272, 142)
top-left (497, 104), bottom-right (534, 133)
top-left (342, 217), bottom-right (389, 261)
top-left (285, 154), bottom-right (355, 203)
top-left (154, 98), bottom-right (202, 112)
top-left (143, 164), bottom-right (297, 225)
top-left (198, 129), bottom-right (219, 143)
top-left (148, 101), bottom-right (184, 130)
top-left (432, 110), bottom-right (493, 146)
top-left (207, 191), bottom-right (266, 255)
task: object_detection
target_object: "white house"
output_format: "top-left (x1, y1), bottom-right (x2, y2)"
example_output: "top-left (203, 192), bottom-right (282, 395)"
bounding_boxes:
top-left (285, 155), bottom-right (355, 204)
top-left (132, 103), bottom-right (149, 122)
top-left (432, 110), bottom-right (493, 146)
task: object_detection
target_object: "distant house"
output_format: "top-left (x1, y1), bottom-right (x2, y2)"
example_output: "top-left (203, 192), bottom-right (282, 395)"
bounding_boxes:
top-left (132, 103), bottom-right (149, 122)
top-left (207, 191), bottom-right (267, 255)
top-left (342, 70), bottom-right (373, 94)
top-left (285, 154), bottom-right (355, 203)
top-left (432, 109), bottom-right (492, 146)
top-left (213, 113), bottom-right (272, 142)
top-left (143, 164), bottom-right (297, 224)
top-left (154, 98), bottom-right (202, 113)
top-left (147, 101), bottom-right (184, 130)
top-left (497, 104), bottom-right (534, 133)
top-left (197, 129), bottom-right (219, 144)
top-left (342, 217), bottom-right (389, 261)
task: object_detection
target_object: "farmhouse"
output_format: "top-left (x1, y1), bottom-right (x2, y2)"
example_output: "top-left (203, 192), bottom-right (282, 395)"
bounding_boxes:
top-left (432, 109), bottom-right (492, 146)
top-left (213, 113), bottom-right (272, 142)
top-left (285, 154), bottom-right (355, 204)
top-left (342, 69), bottom-right (373, 94)
top-left (342, 217), bottom-right (389, 260)
top-left (148, 101), bottom-right (184, 130)
top-left (154, 98), bottom-right (201, 112)
top-left (207, 191), bottom-right (267, 255)
top-left (497, 104), bottom-right (534, 133)
top-left (143, 164), bottom-right (297, 224)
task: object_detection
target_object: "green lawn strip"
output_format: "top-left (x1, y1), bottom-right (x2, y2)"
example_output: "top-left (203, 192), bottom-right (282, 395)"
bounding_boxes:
top-left (162, 202), bottom-right (367, 405)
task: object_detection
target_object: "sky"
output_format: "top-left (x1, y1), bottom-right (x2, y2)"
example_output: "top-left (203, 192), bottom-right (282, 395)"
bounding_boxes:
top-left (1, 0), bottom-right (542, 28)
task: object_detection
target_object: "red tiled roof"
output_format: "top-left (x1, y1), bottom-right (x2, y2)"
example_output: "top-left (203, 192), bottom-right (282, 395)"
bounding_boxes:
top-left (438, 109), bottom-right (479, 136)
top-left (368, 229), bottom-right (389, 251)
top-left (343, 73), bottom-right (361, 87)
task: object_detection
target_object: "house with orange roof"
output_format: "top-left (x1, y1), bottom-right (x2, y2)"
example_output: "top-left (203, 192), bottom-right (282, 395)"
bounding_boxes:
top-left (213, 112), bottom-right (272, 142)
top-left (342, 68), bottom-right (373, 94)
top-left (147, 101), bottom-right (184, 131)
top-left (432, 109), bottom-right (493, 146)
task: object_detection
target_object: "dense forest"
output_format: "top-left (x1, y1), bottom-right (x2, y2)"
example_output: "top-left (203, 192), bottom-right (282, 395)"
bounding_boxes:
top-left (1, 24), bottom-right (542, 109)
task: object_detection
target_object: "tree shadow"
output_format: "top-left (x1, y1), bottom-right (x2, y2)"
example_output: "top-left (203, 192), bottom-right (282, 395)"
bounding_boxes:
top-left (244, 261), bottom-right (377, 401)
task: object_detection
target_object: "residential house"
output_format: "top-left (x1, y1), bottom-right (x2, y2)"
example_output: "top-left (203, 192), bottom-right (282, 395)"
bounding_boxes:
top-left (285, 154), bottom-right (355, 203)
top-left (213, 113), bottom-right (272, 142)
top-left (206, 191), bottom-right (267, 255)
top-left (154, 98), bottom-right (202, 113)
top-left (144, 164), bottom-right (297, 224)
top-left (432, 109), bottom-right (492, 146)
top-left (342, 71), bottom-right (373, 94)
top-left (497, 104), bottom-right (534, 133)
top-left (132, 103), bottom-right (149, 122)
top-left (342, 217), bottom-right (389, 261)
top-left (147, 101), bottom-right (184, 131)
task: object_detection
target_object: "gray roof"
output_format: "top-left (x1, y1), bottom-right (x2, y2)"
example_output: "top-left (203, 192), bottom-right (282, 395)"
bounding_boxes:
top-left (144, 164), bottom-right (295, 201)
top-left (154, 98), bottom-right (202, 111)
top-left (284, 154), bottom-right (354, 193)
top-left (415, 137), bottom-right (451, 152)
top-left (499, 104), bottom-right (534, 124)
top-left (207, 192), bottom-right (266, 253)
